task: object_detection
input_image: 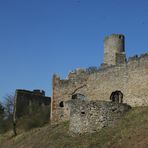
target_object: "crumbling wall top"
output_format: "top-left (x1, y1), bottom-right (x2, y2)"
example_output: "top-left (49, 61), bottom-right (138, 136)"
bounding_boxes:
top-left (16, 89), bottom-right (46, 96)
top-left (68, 98), bottom-right (131, 135)
top-left (104, 34), bottom-right (125, 42)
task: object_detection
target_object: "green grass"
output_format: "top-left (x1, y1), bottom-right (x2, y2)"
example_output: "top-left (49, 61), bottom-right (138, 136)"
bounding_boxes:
top-left (0, 106), bottom-right (148, 148)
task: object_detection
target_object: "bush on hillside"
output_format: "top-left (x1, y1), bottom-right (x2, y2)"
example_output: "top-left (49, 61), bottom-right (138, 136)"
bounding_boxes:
top-left (17, 106), bottom-right (50, 131)
top-left (0, 102), bottom-right (13, 134)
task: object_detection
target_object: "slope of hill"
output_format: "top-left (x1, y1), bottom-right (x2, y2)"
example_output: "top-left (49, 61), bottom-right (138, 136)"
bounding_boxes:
top-left (0, 106), bottom-right (148, 148)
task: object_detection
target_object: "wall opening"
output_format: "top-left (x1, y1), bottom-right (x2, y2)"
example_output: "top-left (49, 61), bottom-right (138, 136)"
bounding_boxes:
top-left (72, 93), bottom-right (85, 100)
top-left (81, 111), bottom-right (85, 115)
top-left (110, 90), bottom-right (123, 103)
top-left (119, 35), bottom-right (122, 39)
top-left (59, 101), bottom-right (64, 107)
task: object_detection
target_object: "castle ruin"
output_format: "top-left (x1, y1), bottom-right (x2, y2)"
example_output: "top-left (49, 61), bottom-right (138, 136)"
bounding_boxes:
top-left (67, 95), bottom-right (131, 135)
top-left (13, 89), bottom-right (51, 120)
top-left (51, 34), bottom-right (148, 124)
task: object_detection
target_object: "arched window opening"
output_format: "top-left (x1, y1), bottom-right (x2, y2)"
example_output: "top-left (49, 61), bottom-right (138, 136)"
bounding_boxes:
top-left (110, 90), bottom-right (123, 103)
top-left (119, 35), bottom-right (122, 39)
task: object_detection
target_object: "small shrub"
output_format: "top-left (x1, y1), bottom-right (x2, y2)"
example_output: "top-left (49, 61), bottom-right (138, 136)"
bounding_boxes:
top-left (0, 102), bottom-right (13, 134)
top-left (0, 117), bottom-right (13, 134)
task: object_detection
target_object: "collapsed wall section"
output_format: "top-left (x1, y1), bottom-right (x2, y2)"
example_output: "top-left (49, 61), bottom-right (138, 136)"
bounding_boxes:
top-left (68, 99), bottom-right (131, 135)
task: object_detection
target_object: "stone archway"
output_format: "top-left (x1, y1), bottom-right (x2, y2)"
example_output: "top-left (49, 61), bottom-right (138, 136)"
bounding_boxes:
top-left (110, 90), bottom-right (123, 103)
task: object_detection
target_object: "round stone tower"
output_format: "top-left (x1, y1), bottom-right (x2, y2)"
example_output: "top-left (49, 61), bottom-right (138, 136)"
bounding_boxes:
top-left (104, 34), bottom-right (126, 66)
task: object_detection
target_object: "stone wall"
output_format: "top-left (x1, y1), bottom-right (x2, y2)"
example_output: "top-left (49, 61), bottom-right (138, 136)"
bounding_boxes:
top-left (51, 70), bottom-right (88, 123)
top-left (14, 89), bottom-right (51, 119)
top-left (51, 54), bottom-right (148, 124)
top-left (67, 98), bottom-right (131, 135)
top-left (50, 34), bottom-right (148, 124)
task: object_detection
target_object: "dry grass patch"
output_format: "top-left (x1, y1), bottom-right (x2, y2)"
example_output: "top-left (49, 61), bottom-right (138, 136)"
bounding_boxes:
top-left (0, 106), bottom-right (148, 148)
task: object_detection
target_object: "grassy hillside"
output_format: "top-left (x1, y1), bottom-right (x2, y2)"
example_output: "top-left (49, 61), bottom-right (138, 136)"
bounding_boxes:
top-left (0, 106), bottom-right (148, 148)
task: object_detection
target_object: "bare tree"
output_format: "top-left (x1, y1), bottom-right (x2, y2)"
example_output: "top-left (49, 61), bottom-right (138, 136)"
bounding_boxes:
top-left (4, 94), bottom-right (14, 118)
top-left (3, 94), bottom-right (17, 136)
top-left (0, 102), bottom-right (4, 118)
top-left (0, 102), bottom-right (5, 133)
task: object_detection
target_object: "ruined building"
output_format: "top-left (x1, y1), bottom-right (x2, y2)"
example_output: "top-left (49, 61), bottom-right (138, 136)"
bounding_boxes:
top-left (67, 95), bottom-right (131, 135)
top-left (51, 34), bottom-right (148, 124)
top-left (13, 89), bottom-right (51, 120)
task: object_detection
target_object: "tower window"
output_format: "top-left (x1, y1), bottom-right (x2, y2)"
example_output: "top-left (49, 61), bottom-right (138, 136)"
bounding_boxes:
top-left (119, 35), bottom-right (122, 39)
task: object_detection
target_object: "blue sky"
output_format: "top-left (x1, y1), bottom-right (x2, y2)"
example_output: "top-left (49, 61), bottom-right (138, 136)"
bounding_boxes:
top-left (0, 0), bottom-right (148, 101)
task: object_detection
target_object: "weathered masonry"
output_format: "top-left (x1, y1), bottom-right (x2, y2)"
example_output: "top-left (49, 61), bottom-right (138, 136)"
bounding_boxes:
top-left (51, 34), bottom-right (148, 124)
top-left (13, 89), bottom-right (51, 119)
top-left (67, 97), bottom-right (131, 135)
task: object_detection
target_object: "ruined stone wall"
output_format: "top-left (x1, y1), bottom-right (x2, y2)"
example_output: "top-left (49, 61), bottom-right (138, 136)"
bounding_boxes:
top-left (86, 54), bottom-right (148, 106)
top-left (51, 54), bottom-right (148, 123)
top-left (51, 70), bottom-right (88, 123)
top-left (14, 89), bottom-right (51, 119)
top-left (67, 99), bottom-right (131, 135)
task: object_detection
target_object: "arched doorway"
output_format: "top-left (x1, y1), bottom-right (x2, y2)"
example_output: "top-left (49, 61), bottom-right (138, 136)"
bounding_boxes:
top-left (110, 90), bottom-right (123, 103)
